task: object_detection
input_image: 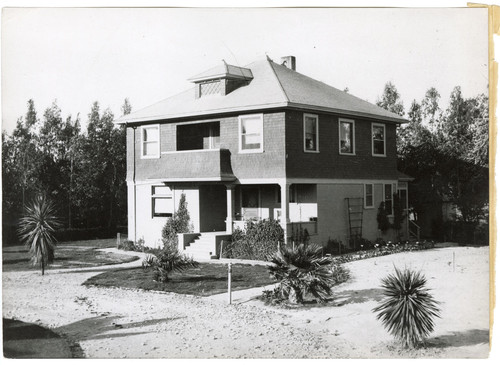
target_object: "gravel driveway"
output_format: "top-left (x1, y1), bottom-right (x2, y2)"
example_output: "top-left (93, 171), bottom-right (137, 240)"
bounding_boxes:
top-left (2, 246), bottom-right (490, 358)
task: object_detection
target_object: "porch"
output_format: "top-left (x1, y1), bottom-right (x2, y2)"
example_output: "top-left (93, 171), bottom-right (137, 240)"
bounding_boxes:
top-left (227, 183), bottom-right (318, 239)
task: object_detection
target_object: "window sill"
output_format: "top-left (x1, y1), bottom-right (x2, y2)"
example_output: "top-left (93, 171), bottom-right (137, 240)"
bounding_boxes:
top-left (304, 150), bottom-right (320, 153)
top-left (141, 155), bottom-right (160, 159)
top-left (239, 149), bottom-right (264, 154)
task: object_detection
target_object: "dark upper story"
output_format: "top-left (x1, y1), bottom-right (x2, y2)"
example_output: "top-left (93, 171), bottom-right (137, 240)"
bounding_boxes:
top-left (116, 56), bottom-right (406, 183)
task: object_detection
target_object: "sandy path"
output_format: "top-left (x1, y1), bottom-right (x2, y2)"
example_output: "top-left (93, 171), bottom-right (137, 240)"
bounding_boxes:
top-left (2, 246), bottom-right (490, 358)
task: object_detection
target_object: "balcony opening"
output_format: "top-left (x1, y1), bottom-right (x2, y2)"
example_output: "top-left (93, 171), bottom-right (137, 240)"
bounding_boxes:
top-left (177, 122), bottom-right (220, 151)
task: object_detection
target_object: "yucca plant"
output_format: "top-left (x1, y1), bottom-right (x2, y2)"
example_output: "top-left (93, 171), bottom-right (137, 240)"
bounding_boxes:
top-left (142, 243), bottom-right (198, 282)
top-left (267, 243), bottom-right (335, 304)
top-left (18, 195), bottom-right (61, 275)
top-left (373, 267), bottom-right (441, 348)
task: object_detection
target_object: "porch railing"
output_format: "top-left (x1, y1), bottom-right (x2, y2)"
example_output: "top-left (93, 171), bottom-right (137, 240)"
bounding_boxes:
top-left (409, 220), bottom-right (421, 241)
top-left (288, 221), bottom-right (318, 237)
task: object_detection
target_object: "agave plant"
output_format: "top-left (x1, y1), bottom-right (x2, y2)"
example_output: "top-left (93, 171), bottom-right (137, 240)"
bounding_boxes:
top-left (267, 243), bottom-right (335, 304)
top-left (18, 195), bottom-right (61, 275)
top-left (142, 243), bottom-right (198, 282)
top-left (373, 267), bottom-right (441, 348)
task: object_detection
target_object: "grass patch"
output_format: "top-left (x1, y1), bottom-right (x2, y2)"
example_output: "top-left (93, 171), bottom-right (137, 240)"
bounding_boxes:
top-left (2, 239), bottom-right (137, 272)
top-left (83, 263), bottom-right (277, 296)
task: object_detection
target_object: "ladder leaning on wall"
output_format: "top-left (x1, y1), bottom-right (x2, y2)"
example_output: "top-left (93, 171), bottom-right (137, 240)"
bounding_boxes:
top-left (345, 197), bottom-right (364, 249)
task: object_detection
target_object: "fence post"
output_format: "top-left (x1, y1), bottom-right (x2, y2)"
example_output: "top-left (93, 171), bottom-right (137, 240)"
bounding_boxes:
top-left (116, 232), bottom-right (120, 249)
top-left (228, 263), bottom-right (232, 305)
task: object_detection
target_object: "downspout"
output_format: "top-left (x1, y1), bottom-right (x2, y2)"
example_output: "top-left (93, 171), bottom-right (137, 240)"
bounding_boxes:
top-left (132, 125), bottom-right (137, 243)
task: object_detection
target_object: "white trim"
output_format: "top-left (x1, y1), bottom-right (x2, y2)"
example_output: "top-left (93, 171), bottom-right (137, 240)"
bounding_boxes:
top-left (140, 124), bottom-right (160, 159)
top-left (238, 113), bottom-right (264, 154)
top-left (134, 177), bottom-right (400, 186)
top-left (161, 148), bottom-right (222, 155)
top-left (146, 176), bottom-right (235, 183)
top-left (303, 113), bottom-right (319, 153)
top-left (339, 118), bottom-right (355, 155)
top-left (285, 178), bottom-right (398, 185)
top-left (237, 178), bottom-right (287, 185)
top-left (371, 122), bottom-right (386, 157)
top-left (151, 185), bottom-right (173, 218)
top-left (364, 183), bottom-right (374, 209)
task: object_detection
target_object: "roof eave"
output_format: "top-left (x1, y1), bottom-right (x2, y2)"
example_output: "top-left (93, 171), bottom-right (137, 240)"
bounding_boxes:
top-left (115, 101), bottom-right (408, 125)
top-left (187, 73), bottom-right (253, 83)
top-left (114, 102), bottom-right (290, 124)
top-left (286, 102), bottom-right (408, 124)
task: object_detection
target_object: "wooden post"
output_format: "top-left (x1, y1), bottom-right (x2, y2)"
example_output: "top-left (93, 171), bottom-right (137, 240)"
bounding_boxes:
top-left (228, 263), bottom-right (232, 304)
top-left (220, 240), bottom-right (224, 259)
top-left (116, 232), bottom-right (121, 249)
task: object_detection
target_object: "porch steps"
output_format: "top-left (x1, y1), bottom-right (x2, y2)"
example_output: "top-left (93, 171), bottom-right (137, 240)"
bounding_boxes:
top-left (183, 232), bottom-right (221, 260)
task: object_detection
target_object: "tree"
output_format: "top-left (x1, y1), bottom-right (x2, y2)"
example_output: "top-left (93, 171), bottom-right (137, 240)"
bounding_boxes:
top-left (121, 98), bottom-right (132, 116)
top-left (162, 193), bottom-right (192, 246)
top-left (376, 82), bottom-right (405, 116)
top-left (468, 93), bottom-right (488, 167)
top-left (18, 195), bottom-right (61, 275)
top-left (421, 87), bottom-right (441, 128)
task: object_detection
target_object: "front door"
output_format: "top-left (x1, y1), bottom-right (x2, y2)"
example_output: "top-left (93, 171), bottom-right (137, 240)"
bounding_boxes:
top-left (199, 185), bottom-right (227, 232)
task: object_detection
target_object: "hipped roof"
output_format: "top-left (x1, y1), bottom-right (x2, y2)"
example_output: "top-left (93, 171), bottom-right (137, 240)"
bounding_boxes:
top-left (115, 57), bottom-right (407, 125)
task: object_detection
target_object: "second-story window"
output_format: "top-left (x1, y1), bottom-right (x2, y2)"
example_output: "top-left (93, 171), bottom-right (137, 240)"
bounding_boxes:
top-left (304, 114), bottom-right (319, 152)
top-left (372, 123), bottom-right (386, 157)
top-left (239, 114), bottom-right (263, 153)
top-left (141, 125), bottom-right (159, 158)
top-left (339, 119), bottom-right (355, 155)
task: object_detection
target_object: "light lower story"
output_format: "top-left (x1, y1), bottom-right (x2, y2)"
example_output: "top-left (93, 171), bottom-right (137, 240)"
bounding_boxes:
top-left (127, 179), bottom-right (409, 248)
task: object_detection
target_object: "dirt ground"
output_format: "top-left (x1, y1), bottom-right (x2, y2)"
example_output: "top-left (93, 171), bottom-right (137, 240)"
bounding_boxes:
top-left (2, 245), bottom-right (490, 359)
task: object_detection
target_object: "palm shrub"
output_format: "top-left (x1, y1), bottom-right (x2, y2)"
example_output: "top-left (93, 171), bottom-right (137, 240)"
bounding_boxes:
top-left (372, 267), bottom-right (441, 348)
top-left (267, 243), bottom-right (336, 304)
top-left (18, 195), bottom-right (61, 275)
top-left (142, 243), bottom-right (198, 282)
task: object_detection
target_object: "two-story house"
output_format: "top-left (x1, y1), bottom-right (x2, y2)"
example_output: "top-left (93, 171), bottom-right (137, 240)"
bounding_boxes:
top-left (115, 55), bottom-right (410, 258)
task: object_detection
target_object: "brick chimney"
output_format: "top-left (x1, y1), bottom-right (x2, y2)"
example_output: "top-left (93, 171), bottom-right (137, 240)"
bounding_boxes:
top-left (280, 56), bottom-right (296, 71)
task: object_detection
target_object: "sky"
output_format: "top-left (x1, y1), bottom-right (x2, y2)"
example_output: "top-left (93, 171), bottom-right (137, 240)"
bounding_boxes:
top-left (1, 5), bottom-right (490, 133)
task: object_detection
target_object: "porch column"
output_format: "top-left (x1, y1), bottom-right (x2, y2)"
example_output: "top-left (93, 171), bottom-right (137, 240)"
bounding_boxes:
top-left (280, 182), bottom-right (290, 243)
top-left (225, 184), bottom-right (235, 233)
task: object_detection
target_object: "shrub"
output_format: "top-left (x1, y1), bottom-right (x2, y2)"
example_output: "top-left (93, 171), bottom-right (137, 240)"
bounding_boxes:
top-left (373, 267), bottom-right (441, 348)
top-left (267, 243), bottom-right (336, 304)
top-left (118, 240), bottom-right (137, 251)
top-left (226, 219), bottom-right (283, 260)
top-left (324, 238), bottom-right (344, 255)
top-left (142, 243), bottom-right (198, 283)
top-left (162, 193), bottom-right (193, 247)
top-left (330, 262), bottom-right (351, 285)
top-left (18, 195), bottom-right (61, 275)
top-left (377, 202), bottom-right (391, 232)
